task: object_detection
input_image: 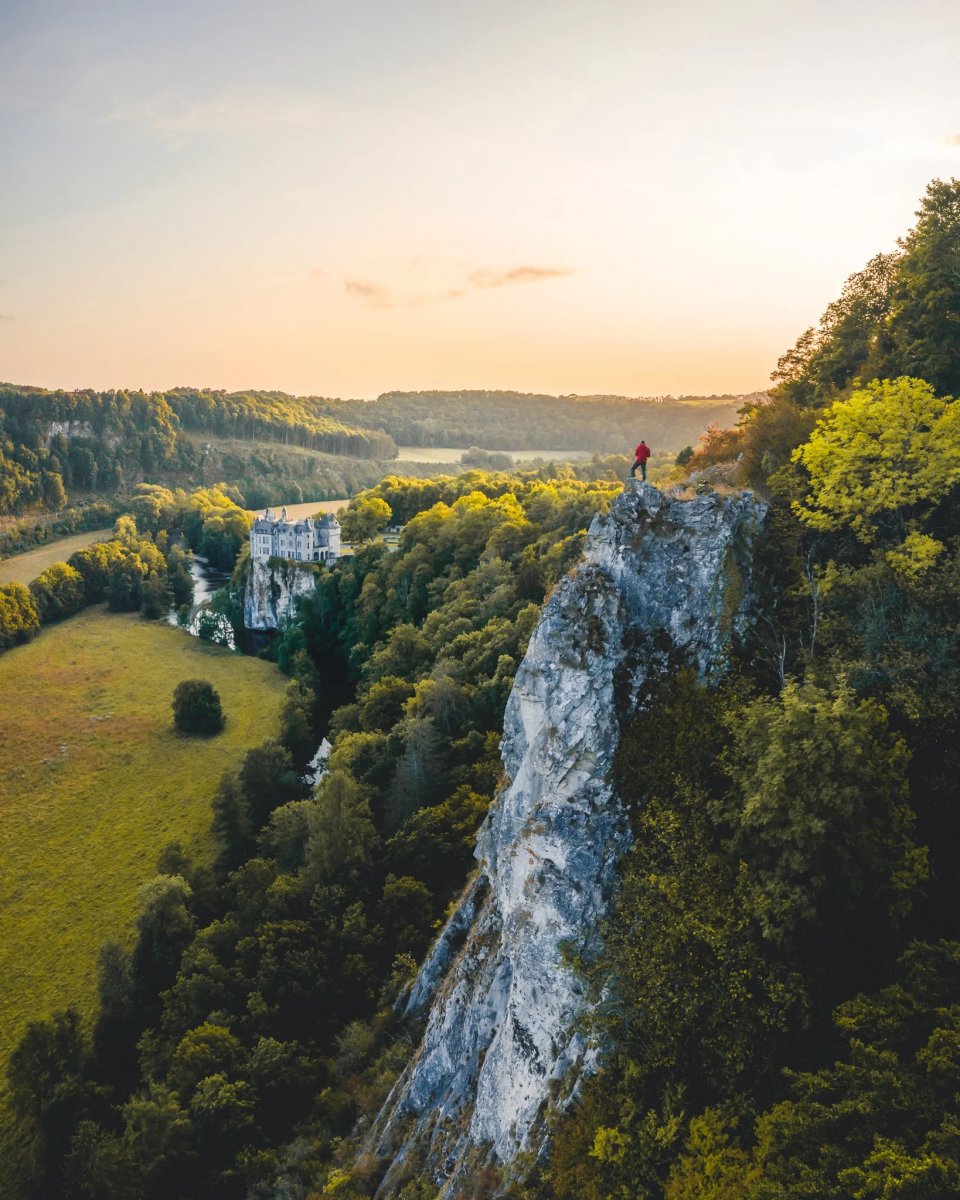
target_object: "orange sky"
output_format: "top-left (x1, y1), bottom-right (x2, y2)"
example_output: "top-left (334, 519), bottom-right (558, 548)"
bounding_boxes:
top-left (3, 0), bottom-right (960, 398)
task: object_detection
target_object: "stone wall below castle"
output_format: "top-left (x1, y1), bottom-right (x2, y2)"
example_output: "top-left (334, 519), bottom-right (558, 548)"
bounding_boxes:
top-left (243, 557), bottom-right (317, 631)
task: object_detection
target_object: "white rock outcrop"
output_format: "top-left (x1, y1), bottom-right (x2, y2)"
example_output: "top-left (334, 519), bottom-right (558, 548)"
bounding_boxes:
top-left (366, 482), bottom-right (768, 1190)
top-left (243, 557), bottom-right (317, 631)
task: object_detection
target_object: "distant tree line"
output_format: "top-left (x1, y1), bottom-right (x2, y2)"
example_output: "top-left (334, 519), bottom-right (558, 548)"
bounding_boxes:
top-left (0, 382), bottom-right (727, 530)
top-left (164, 388), bottom-right (397, 459)
top-left (318, 389), bottom-right (744, 453)
top-left (193, 441), bottom-right (389, 511)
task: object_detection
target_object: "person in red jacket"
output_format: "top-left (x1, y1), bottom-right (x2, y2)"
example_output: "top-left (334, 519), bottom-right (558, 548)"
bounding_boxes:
top-left (630, 440), bottom-right (651, 481)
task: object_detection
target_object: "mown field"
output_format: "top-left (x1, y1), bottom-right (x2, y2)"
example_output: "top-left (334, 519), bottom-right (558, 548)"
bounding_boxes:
top-left (0, 607), bottom-right (288, 1086)
top-left (251, 498), bottom-right (348, 520)
top-left (0, 528), bottom-right (114, 585)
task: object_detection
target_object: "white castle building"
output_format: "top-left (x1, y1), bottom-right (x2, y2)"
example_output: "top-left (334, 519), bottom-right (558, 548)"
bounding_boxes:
top-left (250, 507), bottom-right (341, 564)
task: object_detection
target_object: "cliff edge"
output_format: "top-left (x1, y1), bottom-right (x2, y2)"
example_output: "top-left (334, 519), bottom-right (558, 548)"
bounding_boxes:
top-left (365, 481), bottom-right (768, 1191)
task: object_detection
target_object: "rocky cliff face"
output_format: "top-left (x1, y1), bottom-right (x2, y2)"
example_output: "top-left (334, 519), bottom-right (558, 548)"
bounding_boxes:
top-left (243, 557), bottom-right (317, 631)
top-left (365, 482), bottom-right (768, 1191)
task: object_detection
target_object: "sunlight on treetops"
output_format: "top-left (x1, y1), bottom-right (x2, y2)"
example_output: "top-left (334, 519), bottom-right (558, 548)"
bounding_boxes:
top-left (791, 377), bottom-right (960, 544)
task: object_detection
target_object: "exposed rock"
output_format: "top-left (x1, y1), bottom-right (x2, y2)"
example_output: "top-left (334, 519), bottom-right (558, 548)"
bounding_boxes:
top-left (365, 482), bottom-right (768, 1192)
top-left (46, 419), bottom-right (96, 440)
top-left (45, 419), bottom-right (122, 447)
top-left (303, 737), bottom-right (333, 786)
top-left (243, 557), bottom-right (317, 631)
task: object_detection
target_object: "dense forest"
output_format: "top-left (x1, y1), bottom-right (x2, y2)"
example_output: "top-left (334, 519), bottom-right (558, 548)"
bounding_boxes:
top-left (3, 176), bottom-right (960, 1200)
top-left (163, 390), bottom-right (396, 458)
top-left (1, 470), bottom-right (621, 1199)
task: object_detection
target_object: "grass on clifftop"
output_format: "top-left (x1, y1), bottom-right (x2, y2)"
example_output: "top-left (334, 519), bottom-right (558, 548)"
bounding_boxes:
top-left (0, 607), bottom-right (288, 1084)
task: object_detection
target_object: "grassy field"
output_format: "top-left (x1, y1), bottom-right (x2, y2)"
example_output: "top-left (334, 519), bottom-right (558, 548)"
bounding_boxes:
top-left (0, 528), bottom-right (114, 585)
top-left (0, 607), bottom-right (288, 1088)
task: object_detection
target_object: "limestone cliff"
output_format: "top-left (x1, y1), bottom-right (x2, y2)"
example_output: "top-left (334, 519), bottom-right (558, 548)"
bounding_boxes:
top-left (365, 482), bottom-right (768, 1190)
top-left (243, 557), bottom-right (317, 631)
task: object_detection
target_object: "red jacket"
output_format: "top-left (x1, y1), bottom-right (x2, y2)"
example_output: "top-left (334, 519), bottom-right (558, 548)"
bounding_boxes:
top-left (635, 443), bottom-right (651, 463)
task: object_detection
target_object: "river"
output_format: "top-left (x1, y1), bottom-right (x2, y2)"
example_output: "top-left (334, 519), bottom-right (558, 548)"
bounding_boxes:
top-left (169, 555), bottom-right (235, 647)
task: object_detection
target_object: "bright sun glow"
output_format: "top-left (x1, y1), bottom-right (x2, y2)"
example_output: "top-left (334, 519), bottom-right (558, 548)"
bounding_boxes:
top-left (3, 0), bottom-right (960, 397)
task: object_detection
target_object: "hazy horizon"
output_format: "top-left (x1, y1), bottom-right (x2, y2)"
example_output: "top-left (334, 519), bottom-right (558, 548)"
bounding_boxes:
top-left (1, 379), bottom-right (760, 403)
top-left (4, 0), bottom-right (960, 399)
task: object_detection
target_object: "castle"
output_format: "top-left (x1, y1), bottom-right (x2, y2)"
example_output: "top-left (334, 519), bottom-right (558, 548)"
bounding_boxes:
top-left (250, 507), bottom-right (342, 564)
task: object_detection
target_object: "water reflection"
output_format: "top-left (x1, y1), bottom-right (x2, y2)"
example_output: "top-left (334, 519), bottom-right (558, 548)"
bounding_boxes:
top-left (169, 556), bottom-right (235, 648)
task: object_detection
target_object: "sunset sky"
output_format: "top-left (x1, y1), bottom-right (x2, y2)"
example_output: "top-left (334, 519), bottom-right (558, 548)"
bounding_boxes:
top-left (3, 0), bottom-right (959, 399)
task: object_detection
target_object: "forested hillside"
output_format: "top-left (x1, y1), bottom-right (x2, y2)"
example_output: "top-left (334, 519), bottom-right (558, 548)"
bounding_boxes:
top-left (321, 390), bottom-right (745, 451)
top-left (0, 383), bottom-right (726, 541)
top-left (0, 386), bottom-right (395, 521)
top-left (164, 390), bottom-right (396, 458)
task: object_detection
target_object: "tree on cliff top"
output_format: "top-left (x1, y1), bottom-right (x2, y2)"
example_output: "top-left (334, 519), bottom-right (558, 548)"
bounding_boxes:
top-left (339, 496), bottom-right (392, 544)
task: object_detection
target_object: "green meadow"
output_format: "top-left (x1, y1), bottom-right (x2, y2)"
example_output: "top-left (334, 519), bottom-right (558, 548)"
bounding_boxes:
top-left (0, 607), bottom-right (288, 1080)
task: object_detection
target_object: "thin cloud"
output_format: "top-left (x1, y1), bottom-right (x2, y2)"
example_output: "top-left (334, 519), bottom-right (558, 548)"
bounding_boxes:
top-left (469, 265), bottom-right (576, 289)
top-left (309, 267), bottom-right (328, 279)
top-left (342, 264), bottom-right (576, 309)
top-left (946, 134), bottom-right (960, 145)
top-left (344, 278), bottom-right (469, 309)
top-left (344, 277), bottom-right (396, 308)
top-left (0, 313), bottom-right (16, 322)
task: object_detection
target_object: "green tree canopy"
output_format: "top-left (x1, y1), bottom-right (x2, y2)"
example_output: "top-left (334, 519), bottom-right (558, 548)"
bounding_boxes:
top-left (0, 581), bottom-right (40, 648)
top-left (29, 562), bottom-right (85, 624)
top-left (886, 177), bottom-right (960, 395)
top-left (720, 680), bottom-right (924, 947)
top-left (791, 377), bottom-right (960, 544)
top-left (172, 680), bottom-right (225, 735)
top-left (339, 495), bottom-right (392, 545)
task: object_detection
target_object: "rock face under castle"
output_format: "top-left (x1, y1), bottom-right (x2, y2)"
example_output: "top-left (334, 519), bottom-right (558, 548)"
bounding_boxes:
top-left (250, 507), bottom-right (341, 564)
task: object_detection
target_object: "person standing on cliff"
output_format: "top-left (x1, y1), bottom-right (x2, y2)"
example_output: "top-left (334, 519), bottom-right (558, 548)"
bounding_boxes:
top-left (630, 440), bottom-right (651, 481)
